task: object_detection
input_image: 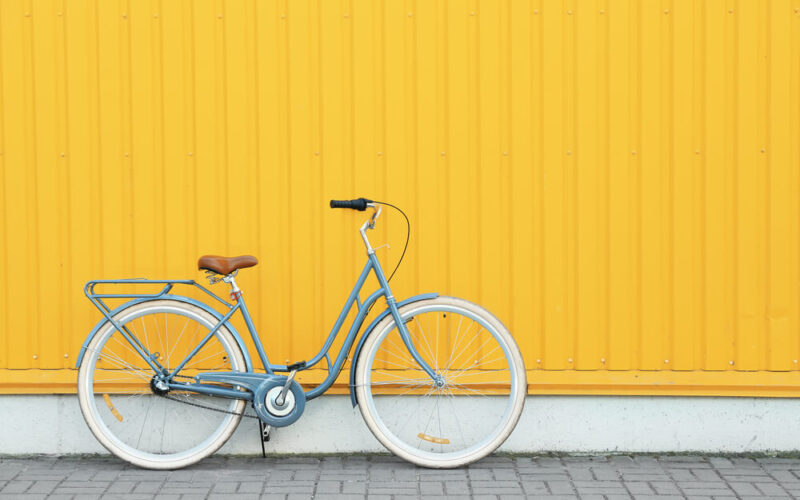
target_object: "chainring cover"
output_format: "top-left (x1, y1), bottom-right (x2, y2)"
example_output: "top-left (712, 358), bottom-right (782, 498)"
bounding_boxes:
top-left (252, 377), bottom-right (306, 427)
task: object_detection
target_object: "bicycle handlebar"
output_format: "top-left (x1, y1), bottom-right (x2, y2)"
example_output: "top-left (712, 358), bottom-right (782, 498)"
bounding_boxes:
top-left (329, 198), bottom-right (372, 211)
top-left (330, 197), bottom-right (386, 254)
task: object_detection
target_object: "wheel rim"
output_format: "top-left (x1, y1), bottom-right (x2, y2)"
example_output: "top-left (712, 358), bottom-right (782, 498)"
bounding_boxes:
top-left (361, 303), bottom-right (520, 462)
top-left (80, 304), bottom-right (246, 465)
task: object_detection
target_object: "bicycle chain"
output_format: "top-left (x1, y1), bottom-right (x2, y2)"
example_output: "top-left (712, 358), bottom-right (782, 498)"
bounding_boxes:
top-left (156, 376), bottom-right (260, 419)
top-left (157, 393), bottom-right (260, 419)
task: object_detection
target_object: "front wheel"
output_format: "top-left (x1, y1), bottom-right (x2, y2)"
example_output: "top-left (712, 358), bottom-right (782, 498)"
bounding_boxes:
top-left (355, 296), bottom-right (526, 468)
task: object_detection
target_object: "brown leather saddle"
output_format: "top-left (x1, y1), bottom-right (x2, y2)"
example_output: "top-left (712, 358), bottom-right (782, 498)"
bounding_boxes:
top-left (197, 255), bottom-right (258, 275)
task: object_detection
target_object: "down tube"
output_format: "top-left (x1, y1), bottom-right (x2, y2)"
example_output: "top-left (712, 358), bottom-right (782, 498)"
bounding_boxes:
top-left (304, 288), bottom-right (385, 400)
top-left (302, 260), bottom-right (375, 371)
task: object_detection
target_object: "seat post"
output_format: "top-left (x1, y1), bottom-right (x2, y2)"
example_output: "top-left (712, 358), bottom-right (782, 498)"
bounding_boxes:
top-left (222, 272), bottom-right (242, 301)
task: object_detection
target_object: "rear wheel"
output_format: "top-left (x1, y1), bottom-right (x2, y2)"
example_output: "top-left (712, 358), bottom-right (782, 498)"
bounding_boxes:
top-left (77, 299), bottom-right (247, 469)
top-left (355, 296), bottom-right (526, 468)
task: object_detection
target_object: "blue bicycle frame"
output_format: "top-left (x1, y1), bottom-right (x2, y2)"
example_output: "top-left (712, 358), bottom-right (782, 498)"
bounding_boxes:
top-left (81, 245), bottom-right (439, 404)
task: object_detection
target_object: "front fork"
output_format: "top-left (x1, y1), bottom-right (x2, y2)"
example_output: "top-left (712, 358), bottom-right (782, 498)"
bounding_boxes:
top-left (368, 253), bottom-right (442, 385)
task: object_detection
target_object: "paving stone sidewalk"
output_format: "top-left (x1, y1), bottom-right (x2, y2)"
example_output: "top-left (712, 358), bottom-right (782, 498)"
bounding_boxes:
top-left (1, 454), bottom-right (799, 499)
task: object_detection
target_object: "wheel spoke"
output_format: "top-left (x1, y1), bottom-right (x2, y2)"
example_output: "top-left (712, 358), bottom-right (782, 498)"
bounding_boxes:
top-left (447, 362), bottom-right (510, 382)
top-left (446, 388), bottom-right (467, 447)
top-left (443, 317), bottom-right (468, 371)
top-left (412, 317), bottom-right (438, 365)
top-left (444, 325), bottom-right (486, 372)
top-left (372, 370), bottom-right (430, 383)
top-left (372, 353), bottom-right (421, 370)
top-left (88, 347), bottom-right (152, 381)
top-left (183, 345), bottom-right (226, 370)
top-left (383, 337), bottom-right (420, 367)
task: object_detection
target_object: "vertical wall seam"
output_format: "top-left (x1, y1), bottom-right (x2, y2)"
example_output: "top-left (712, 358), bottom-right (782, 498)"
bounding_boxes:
top-left (154, 0), bottom-right (166, 275)
top-left (313, 0), bottom-right (323, 340)
top-left (570, 0), bottom-right (578, 366)
top-left (795, 0), bottom-right (800, 369)
top-left (183, 0), bottom-right (197, 264)
top-left (413, 0), bottom-right (421, 294)
top-left (443, 0), bottom-right (451, 297)
top-left (122, 0), bottom-right (134, 274)
top-left (284, 0), bottom-right (294, 355)
top-left (347, 0), bottom-right (354, 201)
top-left (251, 0), bottom-right (262, 320)
top-left (0, 0), bottom-right (7, 367)
top-left (191, 0), bottom-right (198, 261)
top-left (664, 0), bottom-right (675, 368)
top-left (218, 0), bottom-right (229, 251)
top-left (600, 0), bottom-right (610, 366)
top-left (630, 0), bottom-right (643, 369)
top-left (307, 0), bottom-right (317, 337)
top-left (407, 0), bottom-right (420, 293)
top-left (473, 0), bottom-right (481, 303)
top-left (730, 0), bottom-right (739, 368)
top-left (762, 0), bottom-right (771, 370)
top-left (313, 0), bottom-right (323, 330)
top-left (92, 0), bottom-right (104, 275)
top-left (562, 0), bottom-right (572, 366)
top-left (536, 0), bottom-right (545, 366)
top-left (24, 0), bottom-right (41, 365)
top-left (504, 0), bottom-right (512, 331)
top-left (341, 0), bottom-right (353, 281)
top-left (694, 0), bottom-right (707, 368)
top-left (377, 0), bottom-right (386, 205)
top-left (57, 0), bottom-right (73, 366)
top-left (377, 0), bottom-right (386, 201)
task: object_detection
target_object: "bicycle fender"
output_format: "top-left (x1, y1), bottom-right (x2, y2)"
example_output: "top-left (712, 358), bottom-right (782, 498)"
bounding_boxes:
top-left (75, 294), bottom-right (254, 372)
top-left (348, 292), bottom-right (438, 407)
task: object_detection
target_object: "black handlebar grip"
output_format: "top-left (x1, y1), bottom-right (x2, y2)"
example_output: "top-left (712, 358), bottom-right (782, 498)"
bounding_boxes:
top-left (329, 198), bottom-right (372, 211)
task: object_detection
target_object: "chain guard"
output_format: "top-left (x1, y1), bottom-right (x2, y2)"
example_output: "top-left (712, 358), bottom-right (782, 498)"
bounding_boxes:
top-left (188, 371), bottom-right (306, 427)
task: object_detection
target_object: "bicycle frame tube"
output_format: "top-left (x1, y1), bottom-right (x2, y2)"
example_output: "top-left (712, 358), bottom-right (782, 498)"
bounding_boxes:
top-left (230, 260), bottom-right (381, 395)
top-left (237, 298), bottom-right (273, 374)
top-left (98, 247), bottom-right (439, 400)
top-left (168, 302), bottom-right (242, 378)
top-left (226, 254), bottom-right (438, 400)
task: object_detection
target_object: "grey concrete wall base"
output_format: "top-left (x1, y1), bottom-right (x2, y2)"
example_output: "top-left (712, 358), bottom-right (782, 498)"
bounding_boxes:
top-left (1, 395), bottom-right (798, 455)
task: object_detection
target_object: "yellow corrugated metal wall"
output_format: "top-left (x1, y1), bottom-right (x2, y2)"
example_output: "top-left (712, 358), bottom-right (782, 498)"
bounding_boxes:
top-left (1, 0), bottom-right (799, 395)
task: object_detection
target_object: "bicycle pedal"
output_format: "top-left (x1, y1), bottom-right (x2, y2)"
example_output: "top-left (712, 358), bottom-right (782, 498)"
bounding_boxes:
top-left (258, 421), bottom-right (271, 458)
top-left (286, 360), bottom-right (307, 371)
top-left (261, 423), bottom-right (271, 442)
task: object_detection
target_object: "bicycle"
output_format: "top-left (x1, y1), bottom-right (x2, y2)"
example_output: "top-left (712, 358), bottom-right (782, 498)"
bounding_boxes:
top-left (77, 198), bottom-right (527, 470)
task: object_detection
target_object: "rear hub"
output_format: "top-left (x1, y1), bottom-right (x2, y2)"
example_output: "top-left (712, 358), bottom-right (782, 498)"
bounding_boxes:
top-left (150, 376), bottom-right (170, 396)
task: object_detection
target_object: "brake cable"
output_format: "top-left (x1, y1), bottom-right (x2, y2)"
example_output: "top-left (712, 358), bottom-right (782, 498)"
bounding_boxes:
top-left (370, 200), bottom-right (410, 284)
top-left (365, 201), bottom-right (410, 316)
